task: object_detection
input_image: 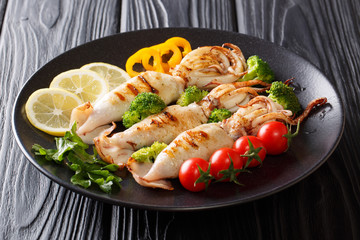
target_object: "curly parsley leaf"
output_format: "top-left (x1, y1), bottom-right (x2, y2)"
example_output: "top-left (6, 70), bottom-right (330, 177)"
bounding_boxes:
top-left (31, 123), bottom-right (122, 193)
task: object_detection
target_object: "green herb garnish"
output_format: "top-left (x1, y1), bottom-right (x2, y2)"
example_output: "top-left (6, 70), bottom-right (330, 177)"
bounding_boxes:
top-left (32, 123), bottom-right (122, 193)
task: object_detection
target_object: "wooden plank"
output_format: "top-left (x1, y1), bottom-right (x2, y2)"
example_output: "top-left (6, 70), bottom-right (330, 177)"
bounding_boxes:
top-left (0, 1), bottom-right (120, 239)
top-left (0, 0), bottom-right (7, 30)
top-left (234, 0), bottom-right (360, 239)
top-left (120, 0), bottom-right (237, 32)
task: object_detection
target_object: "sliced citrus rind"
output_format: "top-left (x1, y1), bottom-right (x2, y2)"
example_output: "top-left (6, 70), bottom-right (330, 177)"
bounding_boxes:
top-left (49, 69), bottom-right (109, 103)
top-left (25, 88), bottom-right (83, 136)
top-left (81, 62), bottom-right (130, 91)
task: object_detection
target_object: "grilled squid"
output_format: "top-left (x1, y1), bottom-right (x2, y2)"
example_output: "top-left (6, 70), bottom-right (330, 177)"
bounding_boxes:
top-left (128, 96), bottom-right (327, 190)
top-left (94, 103), bottom-right (208, 167)
top-left (171, 43), bottom-right (247, 89)
top-left (221, 96), bottom-right (328, 138)
top-left (70, 71), bottom-right (185, 142)
top-left (127, 123), bottom-right (234, 190)
top-left (71, 43), bottom-right (248, 143)
top-left (94, 80), bottom-right (269, 167)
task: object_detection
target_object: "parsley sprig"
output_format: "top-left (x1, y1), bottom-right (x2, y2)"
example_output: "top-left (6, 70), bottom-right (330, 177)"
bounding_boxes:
top-left (32, 123), bottom-right (122, 193)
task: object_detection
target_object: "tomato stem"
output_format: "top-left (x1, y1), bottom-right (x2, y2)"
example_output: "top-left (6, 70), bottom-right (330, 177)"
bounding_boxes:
top-left (284, 120), bottom-right (301, 152)
top-left (215, 154), bottom-right (244, 185)
top-left (241, 138), bottom-right (264, 168)
top-left (195, 163), bottom-right (214, 191)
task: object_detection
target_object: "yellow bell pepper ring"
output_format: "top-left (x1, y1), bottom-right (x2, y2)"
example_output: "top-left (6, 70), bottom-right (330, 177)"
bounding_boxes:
top-left (140, 47), bottom-right (164, 72)
top-left (165, 37), bottom-right (192, 57)
top-left (125, 36), bottom-right (192, 77)
top-left (126, 47), bottom-right (164, 77)
top-left (151, 42), bottom-right (183, 71)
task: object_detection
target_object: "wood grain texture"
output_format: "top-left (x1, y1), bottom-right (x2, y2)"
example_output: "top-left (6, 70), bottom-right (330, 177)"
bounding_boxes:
top-left (234, 0), bottom-right (360, 239)
top-left (0, 0), bottom-right (119, 239)
top-left (120, 0), bottom-right (237, 32)
top-left (0, 0), bottom-right (7, 30)
top-left (1, 0), bottom-right (360, 239)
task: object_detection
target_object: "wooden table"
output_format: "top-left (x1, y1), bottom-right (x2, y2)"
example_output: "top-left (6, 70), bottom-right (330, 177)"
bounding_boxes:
top-left (1, 0), bottom-right (359, 239)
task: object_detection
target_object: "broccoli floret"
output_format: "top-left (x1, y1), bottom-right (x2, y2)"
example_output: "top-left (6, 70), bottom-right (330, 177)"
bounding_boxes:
top-left (207, 108), bottom-right (232, 123)
top-left (122, 92), bottom-right (166, 128)
top-left (240, 55), bottom-right (275, 83)
top-left (267, 81), bottom-right (302, 115)
top-left (122, 111), bottom-right (141, 128)
top-left (128, 92), bottom-right (166, 115)
top-left (176, 86), bottom-right (209, 106)
top-left (131, 142), bottom-right (168, 163)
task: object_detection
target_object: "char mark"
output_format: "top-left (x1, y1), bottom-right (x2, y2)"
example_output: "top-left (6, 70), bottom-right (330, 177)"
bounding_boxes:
top-left (199, 131), bottom-right (209, 139)
top-left (114, 92), bottom-right (125, 101)
top-left (126, 141), bottom-right (137, 150)
top-left (185, 129), bottom-right (210, 149)
top-left (138, 75), bottom-right (159, 93)
top-left (155, 111), bottom-right (178, 126)
top-left (126, 83), bottom-right (140, 95)
top-left (163, 111), bottom-right (177, 122)
top-left (150, 118), bottom-right (166, 128)
top-left (183, 136), bottom-right (198, 149)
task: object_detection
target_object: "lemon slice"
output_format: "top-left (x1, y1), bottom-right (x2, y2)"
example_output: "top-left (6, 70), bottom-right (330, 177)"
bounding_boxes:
top-left (50, 69), bottom-right (109, 103)
top-left (81, 62), bottom-right (130, 91)
top-left (25, 88), bottom-right (83, 136)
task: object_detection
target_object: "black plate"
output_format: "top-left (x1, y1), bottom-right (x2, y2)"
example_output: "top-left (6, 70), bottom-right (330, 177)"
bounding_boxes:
top-left (12, 28), bottom-right (344, 211)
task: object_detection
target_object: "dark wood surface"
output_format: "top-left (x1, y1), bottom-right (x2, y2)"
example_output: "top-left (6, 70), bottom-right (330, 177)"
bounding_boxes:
top-left (1, 0), bottom-right (359, 239)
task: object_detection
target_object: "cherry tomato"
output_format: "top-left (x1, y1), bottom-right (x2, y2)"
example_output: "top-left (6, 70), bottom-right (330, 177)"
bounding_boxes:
top-left (179, 158), bottom-right (211, 192)
top-left (233, 136), bottom-right (266, 168)
top-left (256, 121), bottom-right (289, 155)
top-left (209, 148), bottom-right (244, 182)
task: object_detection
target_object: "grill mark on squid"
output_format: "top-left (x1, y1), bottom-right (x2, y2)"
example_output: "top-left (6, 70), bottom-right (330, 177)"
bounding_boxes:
top-left (126, 141), bottom-right (137, 150)
top-left (150, 119), bottom-right (161, 127)
top-left (183, 133), bottom-right (198, 149)
top-left (163, 148), bottom-right (176, 158)
top-left (163, 111), bottom-right (177, 122)
top-left (138, 75), bottom-right (159, 94)
top-left (114, 91), bottom-right (125, 101)
top-left (184, 130), bottom-right (210, 149)
top-left (199, 131), bottom-right (209, 139)
top-left (148, 111), bottom-right (178, 128)
top-left (163, 138), bottom-right (186, 158)
top-left (126, 83), bottom-right (140, 95)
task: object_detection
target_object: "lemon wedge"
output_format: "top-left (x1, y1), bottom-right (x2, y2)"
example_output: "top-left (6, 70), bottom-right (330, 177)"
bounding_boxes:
top-left (25, 88), bottom-right (83, 136)
top-left (81, 62), bottom-right (130, 91)
top-left (50, 69), bottom-right (109, 103)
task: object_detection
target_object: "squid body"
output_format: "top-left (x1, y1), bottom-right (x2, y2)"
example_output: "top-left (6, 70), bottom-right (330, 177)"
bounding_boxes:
top-left (128, 96), bottom-right (327, 190)
top-left (94, 80), bottom-right (268, 167)
top-left (71, 71), bottom-right (185, 142)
